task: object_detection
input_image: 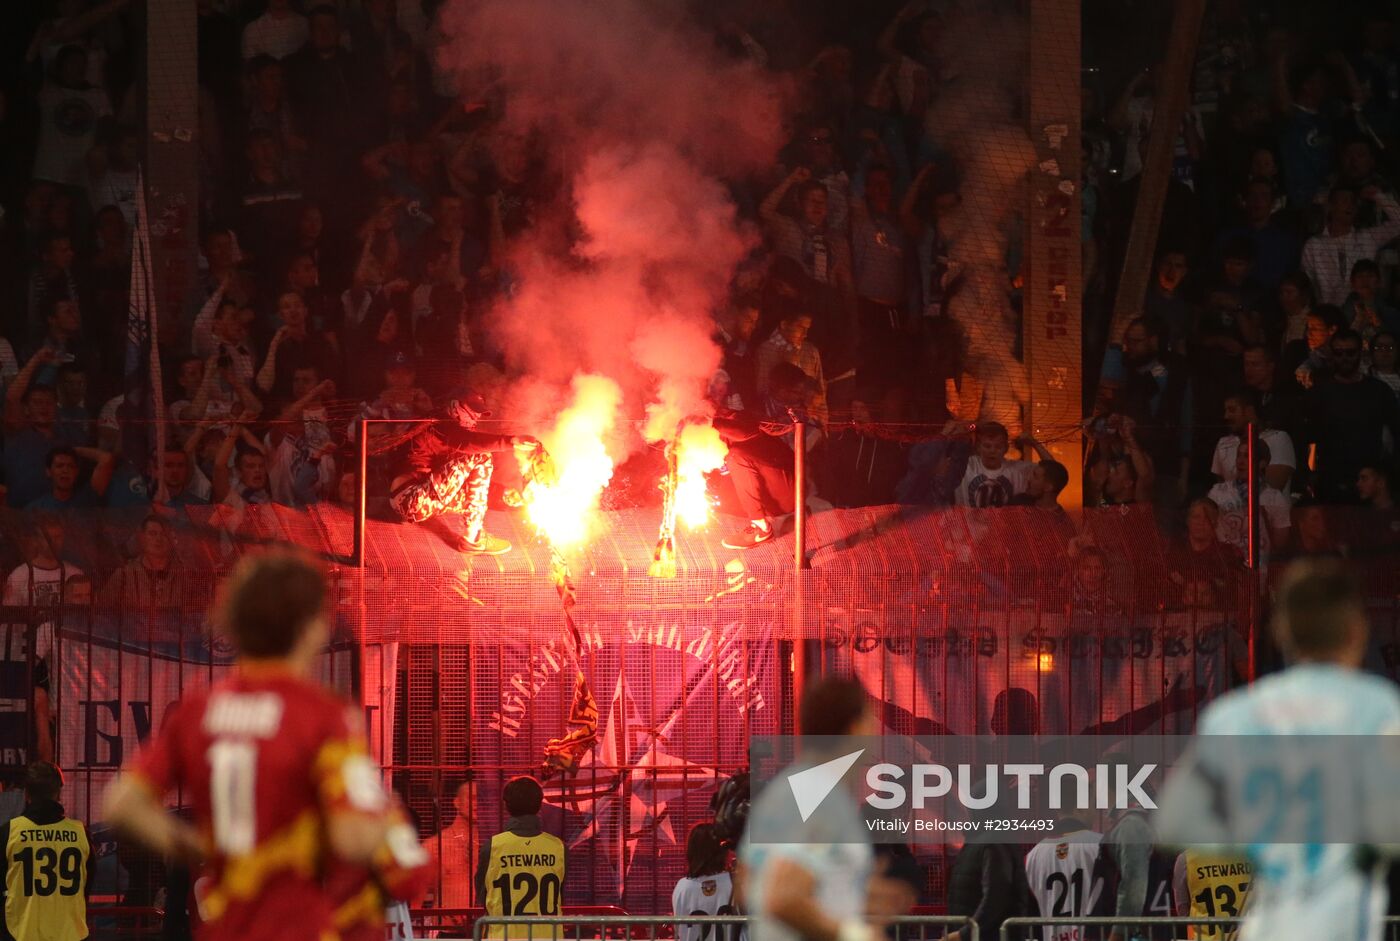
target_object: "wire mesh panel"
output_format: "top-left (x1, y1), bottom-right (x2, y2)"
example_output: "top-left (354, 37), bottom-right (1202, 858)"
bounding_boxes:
top-left (2, 503), bottom-right (1398, 917)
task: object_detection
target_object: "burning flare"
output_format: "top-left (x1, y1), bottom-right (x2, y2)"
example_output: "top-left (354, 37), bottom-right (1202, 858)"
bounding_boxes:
top-left (518, 375), bottom-right (620, 550)
top-left (674, 422), bottom-right (726, 530)
top-left (648, 419), bottom-right (727, 579)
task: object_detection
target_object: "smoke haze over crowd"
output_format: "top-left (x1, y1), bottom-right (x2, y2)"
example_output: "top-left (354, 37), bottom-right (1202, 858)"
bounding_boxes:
top-left (437, 0), bottom-right (789, 460)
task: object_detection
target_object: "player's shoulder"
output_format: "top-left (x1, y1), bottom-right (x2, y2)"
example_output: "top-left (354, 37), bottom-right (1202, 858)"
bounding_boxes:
top-left (156, 684), bottom-right (216, 735)
top-left (1200, 665), bottom-right (1400, 732)
top-left (1334, 669), bottom-right (1400, 727)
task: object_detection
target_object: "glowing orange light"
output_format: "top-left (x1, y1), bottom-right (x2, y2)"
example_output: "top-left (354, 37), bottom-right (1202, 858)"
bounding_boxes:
top-left (518, 375), bottom-right (619, 550)
top-left (674, 423), bottom-right (727, 530)
top-left (1037, 653), bottom-right (1054, 672)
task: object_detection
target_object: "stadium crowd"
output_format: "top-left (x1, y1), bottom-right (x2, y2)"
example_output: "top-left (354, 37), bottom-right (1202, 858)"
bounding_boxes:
top-left (1, 0), bottom-right (1400, 937)
top-left (0, 0), bottom-right (1394, 558)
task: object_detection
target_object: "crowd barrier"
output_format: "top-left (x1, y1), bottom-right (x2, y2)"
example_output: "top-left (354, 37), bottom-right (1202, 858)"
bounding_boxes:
top-left (470, 915), bottom-right (976, 941)
top-left (417, 907), bottom-right (631, 939)
top-left (1000, 916), bottom-right (1240, 941)
top-left (998, 916), bottom-right (1400, 941)
top-left (1002, 916), bottom-right (1400, 941)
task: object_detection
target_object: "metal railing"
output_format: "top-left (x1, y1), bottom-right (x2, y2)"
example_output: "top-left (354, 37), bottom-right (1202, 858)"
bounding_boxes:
top-left (1004, 916), bottom-right (1400, 941)
top-left (888, 916), bottom-right (979, 941)
top-left (415, 907), bottom-right (629, 938)
top-left (471, 915), bottom-right (976, 941)
top-left (1001, 916), bottom-right (1241, 941)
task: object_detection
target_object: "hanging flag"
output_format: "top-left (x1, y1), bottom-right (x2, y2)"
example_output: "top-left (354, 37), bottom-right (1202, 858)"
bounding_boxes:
top-left (542, 671), bottom-right (599, 775)
top-left (122, 169), bottom-right (168, 501)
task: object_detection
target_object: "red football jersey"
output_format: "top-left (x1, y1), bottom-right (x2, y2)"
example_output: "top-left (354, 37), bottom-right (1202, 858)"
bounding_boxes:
top-left (329, 801), bottom-right (433, 941)
top-left (129, 663), bottom-right (386, 941)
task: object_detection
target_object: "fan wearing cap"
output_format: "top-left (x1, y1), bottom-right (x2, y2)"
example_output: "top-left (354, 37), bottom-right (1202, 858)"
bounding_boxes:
top-left (387, 392), bottom-right (539, 554)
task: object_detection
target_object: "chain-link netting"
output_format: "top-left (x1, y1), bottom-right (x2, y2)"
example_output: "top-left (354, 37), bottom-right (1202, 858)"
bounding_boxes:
top-left (4, 501), bottom-right (1398, 912)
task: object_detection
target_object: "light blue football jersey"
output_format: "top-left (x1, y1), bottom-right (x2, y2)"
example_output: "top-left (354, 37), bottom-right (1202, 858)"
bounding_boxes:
top-left (1184, 665), bottom-right (1400, 941)
top-left (740, 758), bottom-right (874, 941)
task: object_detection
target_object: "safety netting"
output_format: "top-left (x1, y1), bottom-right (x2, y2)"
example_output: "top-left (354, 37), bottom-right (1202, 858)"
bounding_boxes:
top-left (3, 503), bottom-right (1399, 911)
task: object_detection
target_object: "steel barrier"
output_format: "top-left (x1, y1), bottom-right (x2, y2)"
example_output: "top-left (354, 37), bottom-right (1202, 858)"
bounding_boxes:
top-left (471, 915), bottom-right (977, 941)
top-left (1001, 916), bottom-right (1241, 941)
top-left (885, 916), bottom-right (980, 941)
top-left (415, 907), bottom-right (631, 938)
top-left (1004, 916), bottom-right (1400, 941)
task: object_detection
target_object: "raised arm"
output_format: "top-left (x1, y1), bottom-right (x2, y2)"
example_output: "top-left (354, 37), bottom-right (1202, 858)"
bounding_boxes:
top-left (74, 446), bottom-right (117, 497)
top-left (211, 423), bottom-right (240, 503)
top-left (227, 364), bottom-right (264, 418)
top-left (190, 283), bottom-right (226, 357)
top-left (1016, 433), bottom-right (1054, 463)
top-left (182, 354), bottom-right (221, 423)
top-left (760, 167), bottom-right (811, 227)
top-left (4, 348), bottom-right (55, 431)
top-left (270, 379), bottom-right (333, 447)
top-left (102, 773), bottom-right (204, 863)
top-left (255, 327), bottom-right (288, 394)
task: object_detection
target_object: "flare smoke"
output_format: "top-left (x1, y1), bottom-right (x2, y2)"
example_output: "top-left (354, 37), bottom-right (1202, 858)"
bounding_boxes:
top-left (437, 0), bottom-right (787, 457)
top-left (924, 1), bottom-right (1035, 434)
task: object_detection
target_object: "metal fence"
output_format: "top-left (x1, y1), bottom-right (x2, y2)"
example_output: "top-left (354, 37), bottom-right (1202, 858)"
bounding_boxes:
top-left (1002, 916), bottom-right (1400, 941)
top-left (470, 915), bottom-right (976, 941)
top-left (5, 503), bottom-right (1400, 916)
top-left (1000, 916), bottom-right (1241, 941)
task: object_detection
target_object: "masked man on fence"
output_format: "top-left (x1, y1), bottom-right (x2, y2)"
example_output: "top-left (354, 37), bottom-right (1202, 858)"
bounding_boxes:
top-left (386, 394), bottom-right (539, 554)
top-left (713, 363), bottom-right (817, 550)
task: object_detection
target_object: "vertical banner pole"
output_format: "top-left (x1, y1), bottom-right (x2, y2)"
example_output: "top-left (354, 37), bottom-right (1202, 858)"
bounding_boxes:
top-left (1027, 0), bottom-right (1084, 507)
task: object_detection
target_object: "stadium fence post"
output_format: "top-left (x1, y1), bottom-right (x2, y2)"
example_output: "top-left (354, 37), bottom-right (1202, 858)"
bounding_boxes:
top-left (1246, 421), bottom-right (1258, 681)
top-left (794, 418), bottom-right (808, 571)
top-left (353, 418), bottom-right (368, 567)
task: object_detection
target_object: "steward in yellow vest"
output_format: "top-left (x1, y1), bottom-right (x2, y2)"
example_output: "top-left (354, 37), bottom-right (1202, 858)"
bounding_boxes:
top-left (474, 777), bottom-right (565, 940)
top-left (2, 762), bottom-right (91, 941)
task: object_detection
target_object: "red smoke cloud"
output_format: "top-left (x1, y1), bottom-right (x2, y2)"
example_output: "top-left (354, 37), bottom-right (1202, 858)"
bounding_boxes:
top-left (436, 0), bottom-right (789, 457)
